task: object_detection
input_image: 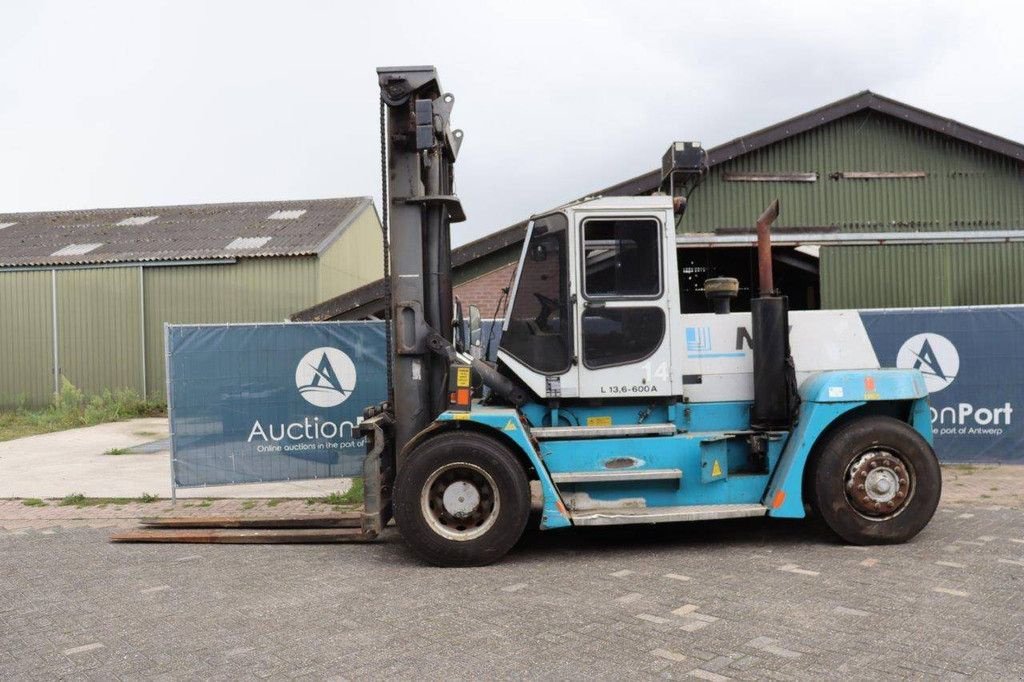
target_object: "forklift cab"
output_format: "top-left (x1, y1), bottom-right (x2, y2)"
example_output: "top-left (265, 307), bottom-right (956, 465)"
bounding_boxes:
top-left (497, 196), bottom-right (681, 402)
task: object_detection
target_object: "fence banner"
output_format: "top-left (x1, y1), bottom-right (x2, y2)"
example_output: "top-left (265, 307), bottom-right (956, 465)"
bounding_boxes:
top-left (167, 308), bottom-right (1024, 488)
top-left (166, 322), bottom-right (387, 488)
top-left (860, 306), bottom-right (1024, 462)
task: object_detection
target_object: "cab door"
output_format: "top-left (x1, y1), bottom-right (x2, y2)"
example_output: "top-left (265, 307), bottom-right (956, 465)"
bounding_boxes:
top-left (574, 213), bottom-right (674, 399)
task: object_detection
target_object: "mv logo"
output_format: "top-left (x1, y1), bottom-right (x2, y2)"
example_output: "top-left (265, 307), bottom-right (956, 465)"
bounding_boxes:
top-left (896, 333), bottom-right (959, 394)
top-left (295, 347), bottom-right (358, 407)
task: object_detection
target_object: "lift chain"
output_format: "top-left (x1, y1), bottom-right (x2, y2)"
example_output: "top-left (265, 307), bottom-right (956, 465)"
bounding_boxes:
top-left (380, 98), bottom-right (394, 409)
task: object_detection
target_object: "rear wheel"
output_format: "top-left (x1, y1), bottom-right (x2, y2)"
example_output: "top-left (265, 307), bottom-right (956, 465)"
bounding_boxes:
top-left (808, 415), bottom-right (941, 545)
top-left (393, 431), bottom-right (530, 566)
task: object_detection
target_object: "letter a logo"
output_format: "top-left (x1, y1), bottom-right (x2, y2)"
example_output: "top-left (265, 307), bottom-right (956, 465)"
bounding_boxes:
top-left (296, 347), bottom-right (358, 407)
top-left (896, 333), bottom-right (959, 394)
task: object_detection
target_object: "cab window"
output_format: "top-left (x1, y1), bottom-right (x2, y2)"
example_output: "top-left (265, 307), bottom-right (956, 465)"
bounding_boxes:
top-left (498, 214), bottom-right (572, 374)
top-left (582, 218), bottom-right (661, 298)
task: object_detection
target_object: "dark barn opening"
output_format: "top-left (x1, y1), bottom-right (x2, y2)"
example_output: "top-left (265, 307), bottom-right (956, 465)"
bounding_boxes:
top-left (678, 247), bottom-right (820, 313)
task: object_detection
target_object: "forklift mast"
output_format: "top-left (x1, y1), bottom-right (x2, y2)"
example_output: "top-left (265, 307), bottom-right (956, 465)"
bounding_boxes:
top-left (376, 66), bottom-right (465, 460)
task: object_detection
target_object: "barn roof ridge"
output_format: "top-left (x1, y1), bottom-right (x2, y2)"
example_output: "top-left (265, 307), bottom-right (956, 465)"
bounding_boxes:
top-left (0, 196), bottom-right (373, 268)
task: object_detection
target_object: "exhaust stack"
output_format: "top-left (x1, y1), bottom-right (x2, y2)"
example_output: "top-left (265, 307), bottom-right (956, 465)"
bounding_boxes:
top-left (750, 200), bottom-right (799, 430)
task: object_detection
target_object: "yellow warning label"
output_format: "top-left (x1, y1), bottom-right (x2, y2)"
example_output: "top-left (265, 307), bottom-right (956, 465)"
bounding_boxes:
top-left (453, 413), bottom-right (471, 420)
top-left (456, 366), bottom-right (471, 388)
top-left (586, 416), bottom-right (613, 427)
top-left (711, 460), bottom-right (723, 477)
top-left (503, 419), bottom-right (517, 431)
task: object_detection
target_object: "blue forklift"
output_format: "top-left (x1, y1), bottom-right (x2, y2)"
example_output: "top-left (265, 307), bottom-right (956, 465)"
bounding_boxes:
top-left (359, 66), bottom-right (940, 566)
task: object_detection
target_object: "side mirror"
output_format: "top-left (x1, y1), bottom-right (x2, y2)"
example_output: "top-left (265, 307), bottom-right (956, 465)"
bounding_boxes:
top-left (453, 297), bottom-right (467, 352)
top-left (468, 305), bottom-right (483, 359)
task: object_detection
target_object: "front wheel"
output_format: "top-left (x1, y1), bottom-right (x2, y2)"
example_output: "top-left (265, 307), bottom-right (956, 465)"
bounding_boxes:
top-left (393, 431), bottom-right (531, 567)
top-left (808, 415), bottom-right (941, 545)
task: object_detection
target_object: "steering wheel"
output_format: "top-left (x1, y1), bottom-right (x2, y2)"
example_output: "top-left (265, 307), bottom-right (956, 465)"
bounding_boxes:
top-left (533, 292), bottom-right (559, 329)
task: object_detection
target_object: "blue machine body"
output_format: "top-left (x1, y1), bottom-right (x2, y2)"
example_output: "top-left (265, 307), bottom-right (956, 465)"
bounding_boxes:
top-left (436, 369), bottom-right (930, 530)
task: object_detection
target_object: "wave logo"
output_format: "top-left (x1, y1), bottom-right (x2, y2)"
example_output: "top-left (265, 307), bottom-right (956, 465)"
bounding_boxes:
top-left (896, 333), bottom-right (959, 394)
top-left (295, 347), bottom-right (357, 407)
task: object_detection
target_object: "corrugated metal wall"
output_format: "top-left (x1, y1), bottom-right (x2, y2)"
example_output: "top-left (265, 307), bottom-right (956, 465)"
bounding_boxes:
top-left (316, 207), bottom-right (384, 301)
top-left (57, 268), bottom-right (144, 396)
top-left (142, 257), bottom-right (318, 397)
top-left (822, 243), bottom-right (1024, 308)
top-left (679, 110), bottom-right (1024, 309)
top-left (680, 111), bottom-right (1024, 232)
top-left (0, 270), bottom-right (55, 406)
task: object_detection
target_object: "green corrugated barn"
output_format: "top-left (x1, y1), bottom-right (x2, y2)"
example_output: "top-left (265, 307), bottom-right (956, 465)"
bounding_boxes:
top-left (0, 197), bottom-right (382, 406)
top-left (295, 91), bottom-right (1024, 323)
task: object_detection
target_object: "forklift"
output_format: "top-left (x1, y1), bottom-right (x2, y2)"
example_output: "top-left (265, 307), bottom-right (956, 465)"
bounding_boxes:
top-left (359, 66), bottom-right (941, 567)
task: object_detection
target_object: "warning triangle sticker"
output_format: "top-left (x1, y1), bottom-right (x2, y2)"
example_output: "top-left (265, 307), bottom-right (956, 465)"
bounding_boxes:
top-left (711, 460), bottom-right (722, 477)
top-left (503, 419), bottom-right (517, 432)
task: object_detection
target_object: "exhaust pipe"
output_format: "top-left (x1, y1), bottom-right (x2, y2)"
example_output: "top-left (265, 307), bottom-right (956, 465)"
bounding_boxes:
top-left (750, 200), bottom-right (799, 430)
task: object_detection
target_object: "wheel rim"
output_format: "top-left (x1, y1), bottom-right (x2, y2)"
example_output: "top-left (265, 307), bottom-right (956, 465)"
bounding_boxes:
top-left (845, 448), bottom-right (914, 520)
top-left (420, 461), bottom-right (500, 541)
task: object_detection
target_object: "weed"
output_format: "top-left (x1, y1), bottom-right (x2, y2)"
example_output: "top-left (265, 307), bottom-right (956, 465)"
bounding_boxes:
top-left (241, 500), bottom-right (258, 510)
top-left (991, 486), bottom-right (1000, 491)
top-left (266, 499), bottom-right (282, 508)
top-left (306, 480), bottom-right (365, 507)
top-left (198, 499), bottom-right (212, 508)
top-left (0, 377), bottom-right (165, 442)
top-left (22, 498), bottom-right (46, 507)
top-left (980, 494), bottom-right (991, 499)
top-left (60, 492), bottom-right (154, 507)
top-left (104, 447), bottom-right (131, 456)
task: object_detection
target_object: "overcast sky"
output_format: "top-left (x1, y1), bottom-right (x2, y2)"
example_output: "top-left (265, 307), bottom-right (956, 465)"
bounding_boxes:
top-left (2, 1), bottom-right (1022, 245)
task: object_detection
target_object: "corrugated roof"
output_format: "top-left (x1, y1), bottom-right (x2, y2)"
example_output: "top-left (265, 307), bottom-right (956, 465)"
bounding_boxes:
top-left (0, 196), bottom-right (372, 268)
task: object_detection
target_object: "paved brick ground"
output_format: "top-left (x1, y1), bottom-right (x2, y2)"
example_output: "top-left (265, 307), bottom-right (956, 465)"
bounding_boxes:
top-left (2, 468), bottom-right (1023, 679)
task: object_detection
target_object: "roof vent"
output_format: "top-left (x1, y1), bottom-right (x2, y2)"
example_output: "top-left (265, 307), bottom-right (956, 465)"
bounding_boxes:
top-left (226, 236), bottom-right (272, 250)
top-left (0, 222), bottom-right (16, 230)
top-left (51, 243), bottom-right (103, 257)
top-left (268, 209), bottom-right (307, 220)
top-left (117, 216), bottom-right (158, 226)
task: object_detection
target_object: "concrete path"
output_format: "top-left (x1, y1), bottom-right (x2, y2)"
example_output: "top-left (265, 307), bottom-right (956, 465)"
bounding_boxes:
top-left (0, 418), bottom-right (351, 499)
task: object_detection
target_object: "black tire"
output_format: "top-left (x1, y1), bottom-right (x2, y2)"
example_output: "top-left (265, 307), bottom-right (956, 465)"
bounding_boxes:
top-left (393, 430), bottom-right (531, 567)
top-left (808, 415), bottom-right (941, 545)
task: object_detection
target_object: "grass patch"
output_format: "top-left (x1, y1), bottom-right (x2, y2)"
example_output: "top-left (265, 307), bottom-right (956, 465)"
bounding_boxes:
top-left (241, 500), bottom-right (258, 510)
top-left (104, 447), bottom-right (131, 456)
top-left (60, 493), bottom-right (87, 506)
top-left (305, 479), bottom-right (365, 508)
top-left (0, 378), bottom-right (165, 442)
top-left (58, 492), bottom-right (158, 507)
top-left (197, 499), bottom-right (213, 508)
top-left (22, 498), bottom-right (47, 507)
top-left (949, 464), bottom-right (979, 475)
top-left (266, 499), bottom-right (282, 508)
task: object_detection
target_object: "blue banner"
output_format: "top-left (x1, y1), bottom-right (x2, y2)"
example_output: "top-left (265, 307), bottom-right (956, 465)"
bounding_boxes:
top-left (167, 308), bottom-right (1024, 488)
top-left (167, 322), bottom-right (387, 487)
top-left (861, 307), bottom-right (1024, 462)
